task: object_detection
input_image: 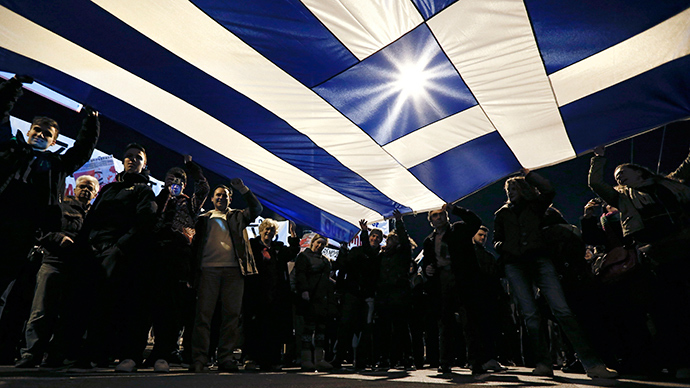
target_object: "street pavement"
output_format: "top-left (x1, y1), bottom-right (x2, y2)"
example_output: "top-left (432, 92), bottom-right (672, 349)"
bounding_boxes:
top-left (1, 364), bottom-right (689, 388)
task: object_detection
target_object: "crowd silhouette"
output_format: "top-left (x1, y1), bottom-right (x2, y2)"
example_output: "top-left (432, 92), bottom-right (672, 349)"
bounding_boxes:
top-left (2, 75), bottom-right (690, 381)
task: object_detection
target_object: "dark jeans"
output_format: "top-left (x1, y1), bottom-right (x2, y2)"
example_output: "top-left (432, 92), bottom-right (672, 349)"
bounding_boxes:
top-left (505, 256), bottom-right (602, 370)
top-left (335, 292), bottom-right (369, 365)
top-left (375, 304), bottom-right (411, 365)
top-left (86, 245), bottom-right (152, 364)
top-left (192, 267), bottom-right (244, 365)
top-left (0, 255), bottom-right (40, 364)
top-left (23, 263), bottom-right (64, 359)
top-left (649, 259), bottom-right (690, 368)
top-left (435, 267), bottom-right (462, 368)
top-left (244, 300), bottom-right (291, 366)
top-left (148, 241), bottom-right (194, 363)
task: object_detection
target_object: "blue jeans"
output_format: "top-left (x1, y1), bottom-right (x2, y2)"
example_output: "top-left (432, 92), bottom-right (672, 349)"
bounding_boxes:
top-left (505, 256), bottom-right (601, 370)
top-left (23, 263), bottom-right (63, 358)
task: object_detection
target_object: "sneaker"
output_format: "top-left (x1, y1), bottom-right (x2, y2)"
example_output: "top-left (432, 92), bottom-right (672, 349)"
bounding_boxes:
top-left (72, 359), bottom-right (94, 369)
top-left (315, 359), bottom-right (333, 371)
top-left (482, 359), bottom-right (508, 372)
top-left (153, 359), bottom-right (169, 373)
top-left (189, 361), bottom-right (206, 373)
top-left (301, 360), bottom-right (315, 371)
top-left (532, 363), bottom-right (554, 377)
top-left (244, 359), bottom-right (257, 372)
top-left (562, 360), bottom-right (585, 374)
top-left (375, 360), bottom-right (390, 372)
top-left (472, 369), bottom-right (492, 381)
top-left (218, 360), bottom-right (240, 372)
top-left (115, 359), bottom-right (137, 373)
top-left (15, 355), bottom-right (39, 368)
top-left (438, 364), bottom-right (452, 374)
top-left (586, 364), bottom-right (619, 379)
top-left (41, 357), bottom-right (66, 369)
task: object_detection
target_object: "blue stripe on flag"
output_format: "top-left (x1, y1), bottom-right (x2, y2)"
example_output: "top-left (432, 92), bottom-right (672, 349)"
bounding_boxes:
top-left (0, 47), bottom-right (362, 241)
top-left (526, 0), bottom-right (690, 75)
top-left (0, 0), bottom-right (408, 216)
top-left (314, 24), bottom-right (475, 146)
top-left (411, 0), bottom-right (456, 20)
top-left (562, 56), bottom-right (690, 154)
top-left (409, 132), bottom-right (521, 202)
top-left (191, 0), bottom-right (359, 88)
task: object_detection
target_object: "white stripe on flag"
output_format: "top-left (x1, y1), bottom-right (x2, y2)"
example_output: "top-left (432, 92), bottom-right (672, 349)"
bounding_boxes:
top-left (429, 0), bottom-right (576, 169)
top-left (91, 0), bottom-right (445, 212)
top-left (302, 0), bottom-right (424, 61)
top-left (551, 7), bottom-right (690, 107)
top-left (383, 106), bottom-right (495, 168)
top-left (0, 5), bottom-right (383, 225)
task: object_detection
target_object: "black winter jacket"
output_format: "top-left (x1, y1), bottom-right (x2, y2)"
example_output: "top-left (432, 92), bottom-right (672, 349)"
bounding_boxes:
top-left (493, 171), bottom-right (555, 262)
top-left (0, 78), bottom-right (99, 210)
top-left (39, 196), bottom-right (90, 266)
top-left (375, 219), bottom-right (413, 308)
top-left (421, 205), bottom-right (482, 284)
top-left (334, 227), bottom-right (379, 299)
top-left (82, 171), bottom-right (157, 254)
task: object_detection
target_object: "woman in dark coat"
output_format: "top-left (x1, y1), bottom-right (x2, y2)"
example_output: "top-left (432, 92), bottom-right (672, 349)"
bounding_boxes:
top-left (295, 234), bottom-right (334, 371)
top-left (589, 145), bottom-right (690, 378)
top-left (243, 219), bottom-right (299, 371)
top-left (374, 210), bottom-right (416, 370)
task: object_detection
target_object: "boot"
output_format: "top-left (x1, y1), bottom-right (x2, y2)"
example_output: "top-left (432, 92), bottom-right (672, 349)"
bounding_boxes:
top-left (300, 350), bottom-right (315, 371)
top-left (314, 347), bottom-right (333, 371)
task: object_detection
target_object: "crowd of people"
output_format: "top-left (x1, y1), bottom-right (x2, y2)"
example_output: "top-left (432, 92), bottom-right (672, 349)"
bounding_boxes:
top-left (1, 74), bottom-right (690, 381)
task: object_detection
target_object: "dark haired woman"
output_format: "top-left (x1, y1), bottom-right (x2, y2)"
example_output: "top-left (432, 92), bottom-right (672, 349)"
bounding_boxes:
top-left (294, 234), bottom-right (334, 371)
top-left (373, 210), bottom-right (416, 371)
top-left (589, 145), bottom-right (690, 379)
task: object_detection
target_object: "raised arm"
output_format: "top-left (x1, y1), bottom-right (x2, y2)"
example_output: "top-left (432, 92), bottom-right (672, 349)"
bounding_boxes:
top-left (587, 146), bottom-right (620, 207)
top-left (668, 146), bottom-right (690, 184)
top-left (393, 209), bottom-right (411, 253)
top-left (60, 106), bottom-right (100, 174)
top-left (281, 220), bottom-right (301, 263)
top-left (524, 169), bottom-right (555, 210)
top-left (231, 178), bottom-right (263, 223)
top-left (448, 203), bottom-right (482, 238)
top-left (0, 75), bottom-right (31, 128)
top-left (184, 155), bottom-right (210, 214)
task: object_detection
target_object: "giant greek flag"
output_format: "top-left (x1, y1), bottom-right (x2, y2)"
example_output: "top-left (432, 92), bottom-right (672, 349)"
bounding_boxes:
top-left (0, 0), bottom-right (688, 241)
